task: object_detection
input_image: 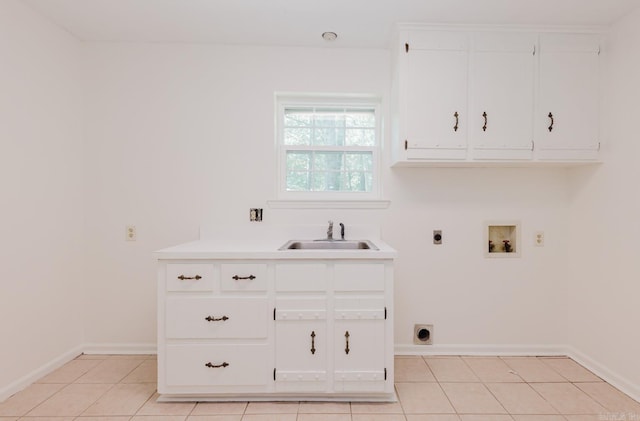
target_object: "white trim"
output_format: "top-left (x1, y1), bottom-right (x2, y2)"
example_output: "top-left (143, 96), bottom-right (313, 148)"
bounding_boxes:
top-left (82, 342), bottom-right (157, 355)
top-left (0, 345), bottom-right (83, 402)
top-left (267, 199), bottom-right (390, 209)
top-left (567, 346), bottom-right (640, 404)
top-left (397, 23), bottom-right (608, 34)
top-left (394, 343), bottom-right (567, 356)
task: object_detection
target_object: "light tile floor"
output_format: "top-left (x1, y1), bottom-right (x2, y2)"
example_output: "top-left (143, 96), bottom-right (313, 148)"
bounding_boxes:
top-left (1, 354), bottom-right (639, 420)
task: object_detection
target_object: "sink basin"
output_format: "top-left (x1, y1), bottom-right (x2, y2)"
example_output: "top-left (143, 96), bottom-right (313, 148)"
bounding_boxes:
top-left (279, 240), bottom-right (379, 251)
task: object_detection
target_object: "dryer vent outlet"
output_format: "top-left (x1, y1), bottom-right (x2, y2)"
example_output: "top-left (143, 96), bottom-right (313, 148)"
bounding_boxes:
top-left (414, 324), bottom-right (433, 345)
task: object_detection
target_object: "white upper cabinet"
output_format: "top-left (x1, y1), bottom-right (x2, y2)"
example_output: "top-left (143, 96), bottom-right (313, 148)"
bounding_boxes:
top-left (470, 32), bottom-right (536, 160)
top-left (391, 26), bottom-right (602, 166)
top-left (397, 31), bottom-right (469, 160)
top-left (536, 33), bottom-right (601, 160)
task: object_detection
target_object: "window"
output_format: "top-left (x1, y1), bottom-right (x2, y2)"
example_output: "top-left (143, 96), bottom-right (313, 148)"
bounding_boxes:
top-left (276, 95), bottom-right (381, 201)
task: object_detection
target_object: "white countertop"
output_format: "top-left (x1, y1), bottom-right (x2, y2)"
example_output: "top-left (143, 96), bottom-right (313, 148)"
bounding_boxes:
top-left (155, 225), bottom-right (397, 260)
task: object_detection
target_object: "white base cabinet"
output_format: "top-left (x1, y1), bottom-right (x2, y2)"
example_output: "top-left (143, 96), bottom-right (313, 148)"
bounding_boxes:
top-left (157, 259), bottom-right (394, 402)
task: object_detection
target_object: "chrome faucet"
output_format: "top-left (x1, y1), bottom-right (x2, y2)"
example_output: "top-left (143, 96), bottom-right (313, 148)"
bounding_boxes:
top-left (327, 220), bottom-right (333, 240)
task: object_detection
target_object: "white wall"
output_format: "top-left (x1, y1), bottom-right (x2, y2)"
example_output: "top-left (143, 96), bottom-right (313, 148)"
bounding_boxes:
top-left (0, 0), bottom-right (84, 397)
top-left (83, 43), bottom-right (571, 352)
top-left (567, 7), bottom-right (640, 398)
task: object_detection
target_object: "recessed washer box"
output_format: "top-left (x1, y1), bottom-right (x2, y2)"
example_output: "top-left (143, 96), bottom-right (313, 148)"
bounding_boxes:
top-left (485, 221), bottom-right (521, 258)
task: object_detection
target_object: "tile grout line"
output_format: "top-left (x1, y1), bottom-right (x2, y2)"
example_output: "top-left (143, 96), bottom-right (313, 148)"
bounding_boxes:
top-left (393, 383), bottom-right (408, 417)
top-left (481, 378), bottom-right (517, 419)
top-left (429, 357), bottom-right (461, 417)
top-left (30, 381), bottom-right (117, 418)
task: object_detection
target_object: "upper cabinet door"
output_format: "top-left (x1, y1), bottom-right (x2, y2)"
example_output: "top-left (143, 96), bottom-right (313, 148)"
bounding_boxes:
top-left (536, 34), bottom-right (600, 160)
top-left (402, 31), bottom-right (469, 160)
top-left (470, 32), bottom-right (536, 160)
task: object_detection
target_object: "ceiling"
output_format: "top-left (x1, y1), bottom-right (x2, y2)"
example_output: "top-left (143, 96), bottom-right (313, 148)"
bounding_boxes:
top-left (24, 0), bottom-right (640, 49)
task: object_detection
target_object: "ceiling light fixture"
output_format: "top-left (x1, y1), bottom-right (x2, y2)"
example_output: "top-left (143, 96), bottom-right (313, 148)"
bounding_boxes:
top-left (322, 32), bottom-right (338, 41)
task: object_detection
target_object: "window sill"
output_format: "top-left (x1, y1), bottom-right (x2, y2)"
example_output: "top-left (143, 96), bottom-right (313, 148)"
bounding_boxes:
top-left (267, 199), bottom-right (391, 210)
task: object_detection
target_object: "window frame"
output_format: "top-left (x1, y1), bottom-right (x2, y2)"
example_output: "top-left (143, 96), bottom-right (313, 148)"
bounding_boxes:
top-left (275, 94), bottom-right (382, 201)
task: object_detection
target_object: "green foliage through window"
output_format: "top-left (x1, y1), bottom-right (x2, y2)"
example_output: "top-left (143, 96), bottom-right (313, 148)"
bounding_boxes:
top-left (281, 105), bottom-right (377, 194)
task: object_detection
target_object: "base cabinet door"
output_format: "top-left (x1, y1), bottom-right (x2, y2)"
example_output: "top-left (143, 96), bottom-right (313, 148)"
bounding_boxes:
top-left (333, 320), bottom-right (386, 392)
top-left (274, 300), bottom-right (328, 392)
top-left (333, 298), bottom-right (386, 392)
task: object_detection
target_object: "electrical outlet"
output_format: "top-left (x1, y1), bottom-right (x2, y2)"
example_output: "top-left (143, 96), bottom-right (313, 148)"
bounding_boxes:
top-left (433, 230), bottom-right (442, 245)
top-left (534, 230), bottom-right (544, 247)
top-left (126, 225), bottom-right (137, 241)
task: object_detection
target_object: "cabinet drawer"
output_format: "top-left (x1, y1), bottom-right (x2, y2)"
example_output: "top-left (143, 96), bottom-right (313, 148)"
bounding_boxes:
top-left (334, 264), bottom-right (385, 291)
top-left (275, 264), bottom-right (327, 292)
top-left (166, 297), bottom-right (268, 339)
top-left (166, 263), bottom-right (215, 292)
top-left (220, 263), bottom-right (267, 291)
top-left (165, 344), bottom-right (270, 386)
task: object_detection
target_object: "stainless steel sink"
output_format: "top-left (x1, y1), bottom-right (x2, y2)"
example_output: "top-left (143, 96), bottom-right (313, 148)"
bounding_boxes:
top-left (279, 240), bottom-right (379, 251)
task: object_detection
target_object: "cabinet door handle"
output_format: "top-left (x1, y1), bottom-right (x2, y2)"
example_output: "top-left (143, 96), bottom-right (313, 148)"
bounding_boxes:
top-left (453, 111), bottom-right (459, 132)
top-left (548, 112), bottom-right (554, 132)
top-left (232, 275), bottom-right (256, 280)
top-left (177, 275), bottom-right (202, 280)
top-left (482, 112), bottom-right (488, 132)
top-left (205, 362), bottom-right (229, 368)
top-left (205, 315), bottom-right (229, 322)
top-left (310, 331), bottom-right (316, 355)
top-left (344, 331), bottom-right (350, 355)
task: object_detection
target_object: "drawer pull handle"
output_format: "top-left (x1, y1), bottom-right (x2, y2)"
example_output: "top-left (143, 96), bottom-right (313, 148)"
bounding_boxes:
top-left (345, 331), bottom-right (350, 355)
top-left (548, 112), bottom-right (554, 132)
top-left (232, 275), bottom-right (256, 280)
top-left (177, 275), bottom-right (202, 280)
top-left (205, 362), bottom-right (229, 369)
top-left (482, 111), bottom-right (488, 132)
top-left (205, 315), bottom-right (229, 322)
top-left (310, 331), bottom-right (316, 355)
top-left (453, 111), bottom-right (459, 132)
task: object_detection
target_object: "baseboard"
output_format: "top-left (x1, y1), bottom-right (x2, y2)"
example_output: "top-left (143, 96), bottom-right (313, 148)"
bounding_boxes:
top-left (395, 343), bottom-right (568, 356)
top-left (0, 344), bottom-right (83, 402)
top-left (82, 342), bottom-right (157, 355)
top-left (567, 346), bottom-right (640, 403)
